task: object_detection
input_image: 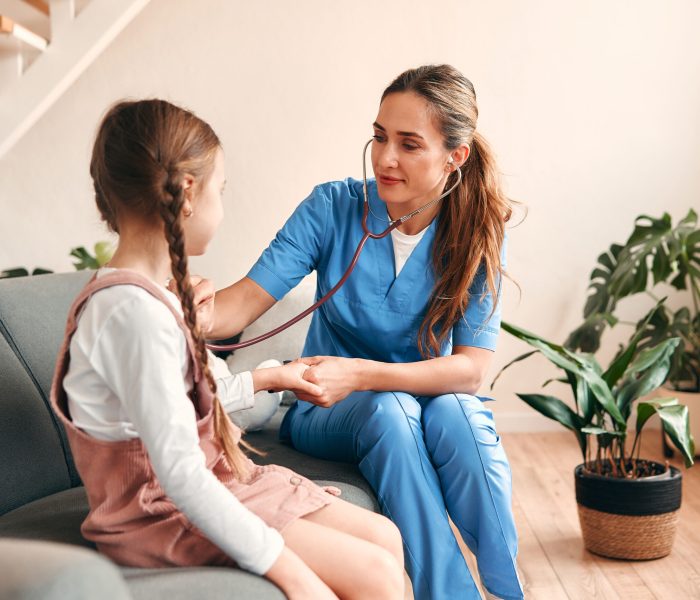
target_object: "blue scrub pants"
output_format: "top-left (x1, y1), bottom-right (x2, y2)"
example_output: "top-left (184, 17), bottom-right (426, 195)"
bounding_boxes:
top-left (281, 391), bottom-right (523, 600)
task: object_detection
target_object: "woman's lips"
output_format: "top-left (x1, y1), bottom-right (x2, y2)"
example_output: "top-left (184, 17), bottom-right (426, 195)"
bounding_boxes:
top-left (378, 175), bottom-right (403, 186)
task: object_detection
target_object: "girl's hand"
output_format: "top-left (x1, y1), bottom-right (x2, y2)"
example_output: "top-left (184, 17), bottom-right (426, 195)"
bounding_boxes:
top-left (295, 356), bottom-right (361, 408)
top-left (253, 361), bottom-right (323, 399)
top-left (265, 546), bottom-right (338, 600)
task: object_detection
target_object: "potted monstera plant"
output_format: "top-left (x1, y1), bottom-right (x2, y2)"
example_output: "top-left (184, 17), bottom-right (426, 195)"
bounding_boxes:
top-left (565, 209), bottom-right (699, 456)
top-left (493, 305), bottom-right (695, 560)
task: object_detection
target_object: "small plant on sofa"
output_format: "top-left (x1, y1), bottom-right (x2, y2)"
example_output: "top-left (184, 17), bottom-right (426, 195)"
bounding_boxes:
top-left (1, 242), bottom-right (114, 279)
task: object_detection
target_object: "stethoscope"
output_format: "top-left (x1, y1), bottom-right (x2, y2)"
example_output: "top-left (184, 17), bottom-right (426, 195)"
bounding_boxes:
top-left (205, 139), bottom-right (462, 352)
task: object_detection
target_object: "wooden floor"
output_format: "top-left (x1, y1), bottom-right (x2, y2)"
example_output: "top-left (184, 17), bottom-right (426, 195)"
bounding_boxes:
top-left (404, 430), bottom-right (700, 600)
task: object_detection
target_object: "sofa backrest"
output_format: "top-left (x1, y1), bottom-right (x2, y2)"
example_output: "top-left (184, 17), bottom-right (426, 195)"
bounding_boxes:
top-left (0, 271), bottom-right (91, 515)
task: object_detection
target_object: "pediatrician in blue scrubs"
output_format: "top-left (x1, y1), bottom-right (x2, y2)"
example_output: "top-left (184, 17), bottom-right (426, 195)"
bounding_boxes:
top-left (210, 64), bottom-right (523, 600)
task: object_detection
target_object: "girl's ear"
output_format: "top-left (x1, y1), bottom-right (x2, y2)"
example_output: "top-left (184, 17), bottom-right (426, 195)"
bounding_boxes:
top-left (182, 173), bottom-right (195, 195)
top-left (182, 173), bottom-right (195, 217)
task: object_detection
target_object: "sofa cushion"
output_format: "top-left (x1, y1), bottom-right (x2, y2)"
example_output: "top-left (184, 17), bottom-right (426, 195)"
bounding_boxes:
top-left (122, 566), bottom-right (285, 600)
top-left (0, 474), bottom-right (376, 545)
top-left (0, 538), bottom-right (131, 600)
top-left (0, 271), bottom-right (93, 496)
top-left (0, 336), bottom-right (73, 515)
top-left (0, 487), bottom-right (93, 548)
top-left (0, 479), bottom-right (375, 600)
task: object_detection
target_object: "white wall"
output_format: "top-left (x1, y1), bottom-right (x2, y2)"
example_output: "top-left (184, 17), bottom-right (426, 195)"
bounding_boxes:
top-left (1, 0), bottom-right (698, 431)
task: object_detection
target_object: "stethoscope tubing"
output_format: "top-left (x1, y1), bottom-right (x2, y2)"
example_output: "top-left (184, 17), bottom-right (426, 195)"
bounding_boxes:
top-left (205, 139), bottom-right (461, 352)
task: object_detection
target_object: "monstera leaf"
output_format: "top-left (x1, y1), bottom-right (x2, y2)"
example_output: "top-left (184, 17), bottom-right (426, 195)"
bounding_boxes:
top-left (669, 209), bottom-right (700, 290)
top-left (584, 243), bottom-right (624, 318)
top-left (567, 209), bottom-right (699, 391)
top-left (609, 213), bottom-right (676, 298)
top-left (633, 304), bottom-right (700, 389)
top-left (71, 242), bottom-right (114, 271)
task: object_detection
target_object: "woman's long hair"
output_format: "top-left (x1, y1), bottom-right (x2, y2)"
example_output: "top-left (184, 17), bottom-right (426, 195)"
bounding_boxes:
top-left (90, 99), bottom-right (253, 479)
top-left (382, 65), bottom-right (513, 358)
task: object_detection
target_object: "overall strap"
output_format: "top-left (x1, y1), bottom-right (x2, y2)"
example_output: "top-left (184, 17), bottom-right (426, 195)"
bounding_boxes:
top-left (63, 270), bottom-right (202, 383)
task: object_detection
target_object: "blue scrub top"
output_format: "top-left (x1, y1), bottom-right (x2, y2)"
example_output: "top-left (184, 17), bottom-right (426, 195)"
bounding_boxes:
top-left (248, 178), bottom-right (504, 371)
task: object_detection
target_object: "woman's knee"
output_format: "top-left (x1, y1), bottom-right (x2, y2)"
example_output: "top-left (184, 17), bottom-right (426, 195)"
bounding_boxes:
top-left (356, 391), bottom-right (421, 451)
top-left (423, 393), bottom-right (501, 447)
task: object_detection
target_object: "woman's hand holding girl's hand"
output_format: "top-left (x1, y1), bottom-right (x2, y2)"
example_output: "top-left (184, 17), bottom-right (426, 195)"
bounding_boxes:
top-left (295, 356), bottom-right (361, 408)
top-left (265, 546), bottom-right (338, 600)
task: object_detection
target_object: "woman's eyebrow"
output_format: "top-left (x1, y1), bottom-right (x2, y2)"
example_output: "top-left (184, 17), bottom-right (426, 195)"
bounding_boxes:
top-left (373, 121), bottom-right (424, 140)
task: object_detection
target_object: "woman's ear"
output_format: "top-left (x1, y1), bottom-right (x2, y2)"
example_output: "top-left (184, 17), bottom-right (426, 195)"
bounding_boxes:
top-left (449, 144), bottom-right (470, 170)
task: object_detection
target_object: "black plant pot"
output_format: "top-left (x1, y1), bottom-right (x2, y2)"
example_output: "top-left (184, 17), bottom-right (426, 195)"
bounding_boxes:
top-left (575, 462), bottom-right (682, 560)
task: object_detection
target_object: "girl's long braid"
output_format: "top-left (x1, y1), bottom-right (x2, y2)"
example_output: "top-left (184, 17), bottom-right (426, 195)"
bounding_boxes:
top-left (160, 174), bottom-right (253, 480)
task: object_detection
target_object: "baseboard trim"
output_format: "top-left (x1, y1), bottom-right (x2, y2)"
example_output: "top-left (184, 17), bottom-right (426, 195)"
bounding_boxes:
top-left (493, 412), bottom-right (662, 433)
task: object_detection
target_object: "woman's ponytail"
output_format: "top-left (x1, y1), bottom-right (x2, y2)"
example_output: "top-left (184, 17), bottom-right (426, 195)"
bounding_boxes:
top-left (382, 66), bottom-right (513, 358)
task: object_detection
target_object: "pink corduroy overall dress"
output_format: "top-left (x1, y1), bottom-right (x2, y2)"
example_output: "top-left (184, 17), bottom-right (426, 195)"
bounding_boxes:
top-left (49, 270), bottom-right (331, 568)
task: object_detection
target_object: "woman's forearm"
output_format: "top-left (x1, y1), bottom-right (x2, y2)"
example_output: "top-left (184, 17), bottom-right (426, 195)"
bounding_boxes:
top-left (353, 353), bottom-right (487, 397)
top-left (209, 277), bottom-right (276, 339)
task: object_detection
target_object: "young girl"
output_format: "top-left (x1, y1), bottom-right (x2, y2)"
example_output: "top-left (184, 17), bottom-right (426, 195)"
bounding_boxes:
top-left (50, 99), bottom-right (404, 600)
top-left (209, 65), bottom-right (524, 600)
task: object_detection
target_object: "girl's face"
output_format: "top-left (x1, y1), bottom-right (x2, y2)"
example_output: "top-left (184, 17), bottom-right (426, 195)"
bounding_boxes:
top-left (371, 92), bottom-right (454, 217)
top-left (183, 147), bottom-right (226, 256)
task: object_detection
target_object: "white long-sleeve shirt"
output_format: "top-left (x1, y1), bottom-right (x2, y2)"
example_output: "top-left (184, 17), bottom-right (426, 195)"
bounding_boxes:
top-left (63, 269), bottom-right (283, 575)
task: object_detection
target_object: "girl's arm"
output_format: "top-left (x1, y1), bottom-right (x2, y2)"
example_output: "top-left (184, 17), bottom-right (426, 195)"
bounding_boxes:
top-left (209, 355), bottom-right (322, 413)
top-left (297, 346), bottom-right (494, 406)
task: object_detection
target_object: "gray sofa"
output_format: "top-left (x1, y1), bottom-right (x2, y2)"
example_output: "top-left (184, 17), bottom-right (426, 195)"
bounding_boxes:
top-left (0, 271), bottom-right (377, 599)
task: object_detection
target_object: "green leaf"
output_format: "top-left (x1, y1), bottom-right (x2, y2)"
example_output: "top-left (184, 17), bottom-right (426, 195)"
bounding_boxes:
top-left (603, 300), bottom-right (666, 388)
top-left (70, 247), bottom-right (99, 271)
top-left (581, 426), bottom-right (623, 436)
top-left (566, 371), bottom-right (595, 423)
top-left (517, 393), bottom-right (587, 454)
top-left (610, 213), bottom-right (674, 300)
top-left (658, 405), bottom-right (695, 468)
top-left (502, 322), bottom-right (625, 426)
top-left (621, 337), bottom-right (680, 379)
top-left (582, 244), bottom-right (623, 319)
top-left (542, 376), bottom-right (569, 388)
top-left (94, 241), bottom-right (114, 267)
top-left (580, 426), bottom-right (623, 449)
top-left (490, 350), bottom-right (537, 390)
top-left (635, 397), bottom-right (679, 433)
top-left (616, 338), bottom-right (680, 418)
top-left (0, 268), bottom-right (30, 278)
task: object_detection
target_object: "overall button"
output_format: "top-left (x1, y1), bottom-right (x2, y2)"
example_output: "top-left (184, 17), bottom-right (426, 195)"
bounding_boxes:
top-left (290, 476), bottom-right (302, 486)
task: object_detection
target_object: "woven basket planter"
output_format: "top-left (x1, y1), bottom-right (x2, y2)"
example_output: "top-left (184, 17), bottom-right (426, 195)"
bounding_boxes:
top-left (575, 463), bottom-right (682, 560)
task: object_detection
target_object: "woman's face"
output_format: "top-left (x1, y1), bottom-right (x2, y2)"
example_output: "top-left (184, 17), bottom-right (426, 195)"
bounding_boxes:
top-left (183, 147), bottom-right (226, 256)
top-left (371, 92), bottom-right (454, 217)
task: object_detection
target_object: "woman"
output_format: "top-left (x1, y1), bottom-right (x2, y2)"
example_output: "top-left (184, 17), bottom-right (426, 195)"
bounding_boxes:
top-left (210, 65), bottom-right (523, 600)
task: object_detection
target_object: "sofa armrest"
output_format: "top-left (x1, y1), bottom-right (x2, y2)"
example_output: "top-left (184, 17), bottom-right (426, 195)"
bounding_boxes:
top-left (0, 538), bottom-right (132, 600)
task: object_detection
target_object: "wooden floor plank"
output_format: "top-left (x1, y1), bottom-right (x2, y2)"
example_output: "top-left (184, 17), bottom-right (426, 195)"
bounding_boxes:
top-left (519, 433), bottom-right (657, 600)
top-left (504, 435), bottom-right (621, 599)
top-left (498, 428), bottom-right (700, 600)
top-left (508, 494), bottom-right (569, 600)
